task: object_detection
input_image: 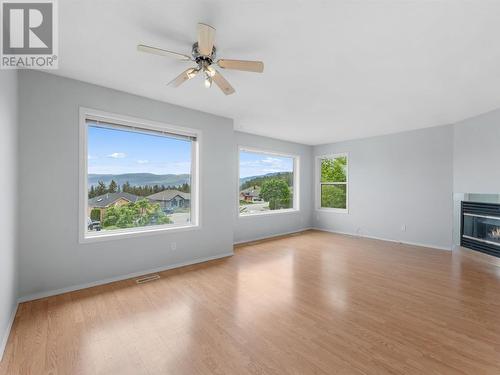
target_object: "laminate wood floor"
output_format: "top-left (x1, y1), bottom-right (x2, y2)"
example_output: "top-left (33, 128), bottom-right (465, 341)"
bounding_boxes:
top-left (2, 230), bottom-right (500, 374)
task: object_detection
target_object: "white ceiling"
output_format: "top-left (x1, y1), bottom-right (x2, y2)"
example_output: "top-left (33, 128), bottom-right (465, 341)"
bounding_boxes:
top-left (56, 0), bottom-right (500, 145)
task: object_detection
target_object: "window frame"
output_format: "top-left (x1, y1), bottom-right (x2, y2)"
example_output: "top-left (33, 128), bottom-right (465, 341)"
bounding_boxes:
top-left (79, 107), bottom-right (201, 243)
top-left (237, 146), bottom-right (300, 218)
top-left (315, 153), bottom-right (349, 214)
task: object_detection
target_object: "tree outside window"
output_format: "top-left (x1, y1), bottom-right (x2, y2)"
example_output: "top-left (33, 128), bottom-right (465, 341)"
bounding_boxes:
top-left (319, 155), bottom-right (348, 210)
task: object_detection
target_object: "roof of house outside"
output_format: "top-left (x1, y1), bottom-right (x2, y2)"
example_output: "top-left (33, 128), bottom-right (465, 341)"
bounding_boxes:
top-left (240, 187), bottom-right (260, 197)
top-left (147, 190), bottom-right (190, 201)
top-left (88, 192), bottom-right (142, 208)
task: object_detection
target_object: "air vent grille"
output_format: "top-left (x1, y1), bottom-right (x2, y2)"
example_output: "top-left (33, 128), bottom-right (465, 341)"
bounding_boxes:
top-left (135, 274), bottom-right (160, 284)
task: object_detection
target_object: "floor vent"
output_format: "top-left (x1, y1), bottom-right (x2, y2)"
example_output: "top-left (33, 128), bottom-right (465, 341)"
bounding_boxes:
top-left (135, 274), bottom-right (160, 284)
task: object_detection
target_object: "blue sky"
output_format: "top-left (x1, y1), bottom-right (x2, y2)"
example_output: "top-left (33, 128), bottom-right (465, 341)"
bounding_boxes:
top-left (87, 124), bottom-right (192, 175)
top-left (239, 151), bottom-right (293, 178)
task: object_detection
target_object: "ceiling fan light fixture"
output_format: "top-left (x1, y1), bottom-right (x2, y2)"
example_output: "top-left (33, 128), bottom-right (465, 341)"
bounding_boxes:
top-left (205, 65), bottom-right (216, 77)
top-left (204, 75), bottom-right (212, 88)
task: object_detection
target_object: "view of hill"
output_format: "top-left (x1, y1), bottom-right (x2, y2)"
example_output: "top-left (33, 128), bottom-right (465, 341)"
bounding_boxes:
top-left (240, 172), bottom-right (293, 189)
top-left (88, 172), bottom-right (290, 190)
top-left (88, 173), bottom-right (190, 188)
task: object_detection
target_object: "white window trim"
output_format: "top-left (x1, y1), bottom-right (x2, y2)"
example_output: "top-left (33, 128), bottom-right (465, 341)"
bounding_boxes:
top-left (79, 107), bottom-right (201, 243)
top-left (315, 153), bottom-right (349, 214)
top-left (237, 146), bottom-right (300, 218)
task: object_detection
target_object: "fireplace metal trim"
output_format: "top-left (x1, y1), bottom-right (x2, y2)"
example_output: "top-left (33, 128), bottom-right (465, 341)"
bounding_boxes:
top-left (463, 213), bottom-right (500, 220)
top-left (462, 234), bottom-right (500, 247)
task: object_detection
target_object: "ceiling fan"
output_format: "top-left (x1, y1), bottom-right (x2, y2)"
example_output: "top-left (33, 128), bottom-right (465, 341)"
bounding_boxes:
top-left (138, 23), bottom-right (264, 95)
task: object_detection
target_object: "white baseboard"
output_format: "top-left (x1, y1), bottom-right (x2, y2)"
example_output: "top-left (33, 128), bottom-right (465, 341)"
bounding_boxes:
top-left (312, 227), bottom-right (452, 251)
top-left (233, 227), bottom-right (313, 245)
top-left (18, 252), bottom-right (234, 303)
top-left (0, 302), bottom-right (18, 362)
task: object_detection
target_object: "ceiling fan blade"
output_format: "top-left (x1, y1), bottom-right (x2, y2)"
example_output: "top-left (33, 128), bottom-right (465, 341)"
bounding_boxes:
top-left (197, 23), bottom-right (215, 56)
top-left (217, 59), bottom-right (264, 73)
top-left (212, 70), bottom-right (235, 95)
top-left (137, 44), bottom-right (191, 61)
top-left (168, 68), bottom-right (199, 87)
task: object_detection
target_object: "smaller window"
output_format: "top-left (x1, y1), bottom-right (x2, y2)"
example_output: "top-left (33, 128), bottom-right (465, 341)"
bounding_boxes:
top-left (317, 154), bottom-right (348, 212)
top-left (239, 148), bottom-right (298, 216)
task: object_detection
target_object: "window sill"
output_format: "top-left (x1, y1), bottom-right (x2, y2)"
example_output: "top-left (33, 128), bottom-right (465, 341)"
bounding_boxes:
top-left (80, 223), bottom-right (200, 244)
top-left (316, 208), bottom-right (349, 214)
top-left (239, 209), bottom-right (300, 218)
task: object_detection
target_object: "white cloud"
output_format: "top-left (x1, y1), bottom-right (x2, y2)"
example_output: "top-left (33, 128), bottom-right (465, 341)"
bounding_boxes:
top-left (107, 152), bottom-right (126, 159)
top-left (240, 156), bottom-right (293, 178)
top-left (87, 155), bottom-right (97, 160)
top-left (261, 157), bottom-right (282, 165)
top-left (240, 157), bottom-right (288, 170)
top-left (137, 159), bottom-right (149, 164)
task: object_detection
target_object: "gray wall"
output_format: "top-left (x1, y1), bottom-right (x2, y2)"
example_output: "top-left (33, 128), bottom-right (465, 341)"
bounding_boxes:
top-left (18, 71), bottom-right (235, 298)
top-left (313, 125), bottom-right (454, 250)
top-left (452, 108), bottom-right (500, 245)
top-left (233, 132), bottom-right (313, 243)
top-left (453, 108), bottom-right (500, 193)
top-left (0, 71), bottom-right (18, 358)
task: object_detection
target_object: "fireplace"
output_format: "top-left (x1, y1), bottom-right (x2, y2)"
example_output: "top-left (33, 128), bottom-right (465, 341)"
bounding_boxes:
top-left (461, 201), bottom-right (500, 257)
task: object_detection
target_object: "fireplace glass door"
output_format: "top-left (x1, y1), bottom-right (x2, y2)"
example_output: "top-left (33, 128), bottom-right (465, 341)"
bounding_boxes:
top-left (462, 213), bottom-right (500, 247)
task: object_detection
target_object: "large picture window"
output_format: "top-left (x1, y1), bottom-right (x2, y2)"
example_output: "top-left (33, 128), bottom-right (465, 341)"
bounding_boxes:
top-left (80, 109), bottom-right (199, 241)
top-left (239, 148), bottom-right (298, 216)
top-left (317, 154), bottom-right (348, 212)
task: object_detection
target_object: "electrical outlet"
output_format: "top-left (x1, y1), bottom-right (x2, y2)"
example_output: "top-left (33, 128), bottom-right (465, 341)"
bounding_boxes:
top-left (401, 224), bottom-right (406, 232)
top-left (170, 242), bottom-right (177, 251)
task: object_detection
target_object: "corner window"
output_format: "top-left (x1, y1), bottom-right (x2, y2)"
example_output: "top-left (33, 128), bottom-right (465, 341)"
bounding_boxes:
top-left (239, 147), bottom-right (298, 216)
top-left (317, 154), bottom-right (348, 212)
top-left (80, 109), bottom-right (199, 241)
